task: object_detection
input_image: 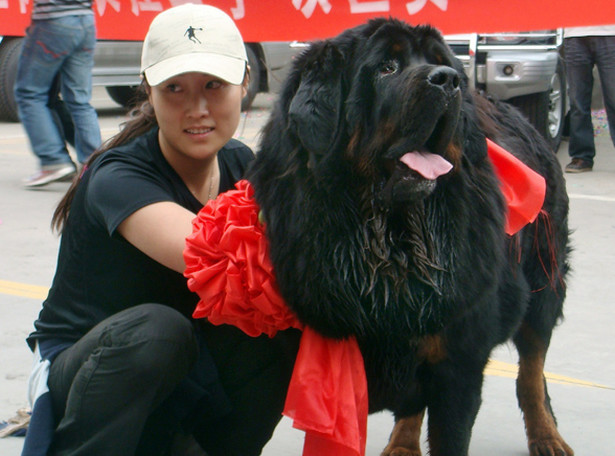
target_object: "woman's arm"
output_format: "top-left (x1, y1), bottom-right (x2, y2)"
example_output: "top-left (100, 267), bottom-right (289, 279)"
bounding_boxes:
top-left (117, 201), bottom-right (195, 274)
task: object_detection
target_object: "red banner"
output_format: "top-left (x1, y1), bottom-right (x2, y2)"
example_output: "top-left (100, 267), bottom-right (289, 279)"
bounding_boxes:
top-left (1, 0), bottom-right (614, 41)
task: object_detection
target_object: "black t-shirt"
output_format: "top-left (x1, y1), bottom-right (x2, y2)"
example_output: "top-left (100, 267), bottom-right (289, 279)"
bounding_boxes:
top-left (28, 128), bottom-right (254, 348)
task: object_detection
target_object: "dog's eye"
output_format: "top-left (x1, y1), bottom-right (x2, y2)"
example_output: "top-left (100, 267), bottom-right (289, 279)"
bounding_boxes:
top-left (378, 59), bottom-right (400, 76)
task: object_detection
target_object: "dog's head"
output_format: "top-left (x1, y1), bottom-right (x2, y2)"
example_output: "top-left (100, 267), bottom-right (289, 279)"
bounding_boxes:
top-left (277, 19), bottom-right (475, 205)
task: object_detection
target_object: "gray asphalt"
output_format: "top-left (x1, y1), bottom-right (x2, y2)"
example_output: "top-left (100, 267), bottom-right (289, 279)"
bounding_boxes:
top-left (1, 88), bottom-right (613, 455)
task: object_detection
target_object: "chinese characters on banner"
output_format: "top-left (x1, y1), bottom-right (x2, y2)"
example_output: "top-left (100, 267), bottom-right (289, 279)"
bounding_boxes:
top-left (1, 0), bottom-right (614, 41)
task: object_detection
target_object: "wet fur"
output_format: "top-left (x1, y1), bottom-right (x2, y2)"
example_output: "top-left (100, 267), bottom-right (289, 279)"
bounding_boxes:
top-left (247, 19), bottom-right (572, 456)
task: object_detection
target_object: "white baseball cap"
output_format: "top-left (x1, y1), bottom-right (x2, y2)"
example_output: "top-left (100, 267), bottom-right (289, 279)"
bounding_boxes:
top-left (141, 4), bottom-right (247, 86)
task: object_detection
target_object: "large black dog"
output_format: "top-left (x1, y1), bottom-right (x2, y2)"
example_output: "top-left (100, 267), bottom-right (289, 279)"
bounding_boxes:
top-left (247, 19), bottom-right (572, 456)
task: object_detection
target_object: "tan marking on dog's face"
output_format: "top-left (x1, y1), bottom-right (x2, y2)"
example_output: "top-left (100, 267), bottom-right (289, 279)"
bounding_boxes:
top-left (446, 141), bottom-right (463, 171)
top-left (347, 119), bottom-right (398, 179)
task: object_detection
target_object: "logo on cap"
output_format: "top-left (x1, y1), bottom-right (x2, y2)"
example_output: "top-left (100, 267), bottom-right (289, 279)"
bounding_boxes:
top-left (184, 26), bottom-right (203, 44)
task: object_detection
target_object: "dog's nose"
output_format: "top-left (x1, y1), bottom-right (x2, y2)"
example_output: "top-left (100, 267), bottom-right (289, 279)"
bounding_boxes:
top-left (427, 66), bottom-right (460, 91)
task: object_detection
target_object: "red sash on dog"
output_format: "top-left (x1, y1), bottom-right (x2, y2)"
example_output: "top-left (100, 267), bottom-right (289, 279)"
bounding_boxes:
top-left (183, 147), bottom-right (544, 456)
top-left (486, 138), bottom-right (546, 235)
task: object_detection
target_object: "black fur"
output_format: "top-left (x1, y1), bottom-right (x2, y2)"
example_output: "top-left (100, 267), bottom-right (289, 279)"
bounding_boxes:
top-left (247, 19), bottom-right (570, 456)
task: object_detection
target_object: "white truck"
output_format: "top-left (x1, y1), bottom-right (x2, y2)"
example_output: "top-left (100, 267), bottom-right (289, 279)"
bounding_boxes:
top-left (445, 30), bottom-right (567, 151)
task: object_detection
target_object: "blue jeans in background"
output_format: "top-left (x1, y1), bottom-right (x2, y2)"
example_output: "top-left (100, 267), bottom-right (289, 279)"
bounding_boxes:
top-left (14, 14), bottom-right (101, 167)
top-left (564, 35), bottom-right (615, 163)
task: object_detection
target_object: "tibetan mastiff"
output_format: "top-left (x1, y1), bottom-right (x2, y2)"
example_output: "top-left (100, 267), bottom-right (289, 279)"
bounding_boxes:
top-left (247, 18), bottom-right (573, 456)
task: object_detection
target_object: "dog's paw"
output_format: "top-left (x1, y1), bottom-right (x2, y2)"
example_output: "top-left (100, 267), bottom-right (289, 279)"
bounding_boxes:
top-left (380, 446), bottom-right (422, 456)
top-left (529, 437), bottom-right (574, 456)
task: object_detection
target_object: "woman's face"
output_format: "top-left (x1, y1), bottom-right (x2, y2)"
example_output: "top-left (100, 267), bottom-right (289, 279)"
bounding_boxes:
top-left (148, 72), bottom-right (247, 164)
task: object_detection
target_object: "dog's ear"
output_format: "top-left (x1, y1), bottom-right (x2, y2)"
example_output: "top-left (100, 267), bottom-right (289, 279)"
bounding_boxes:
top-left (288, 42), bottom-right (345, 161)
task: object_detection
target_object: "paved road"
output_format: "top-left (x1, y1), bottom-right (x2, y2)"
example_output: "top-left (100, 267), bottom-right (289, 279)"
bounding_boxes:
top-left (1, 88), bottom-right (613, 455)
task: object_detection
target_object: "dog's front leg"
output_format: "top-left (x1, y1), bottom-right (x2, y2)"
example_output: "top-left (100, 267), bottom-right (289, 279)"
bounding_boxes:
top-left (425, 365), bottom-right (484, 456)
top-left (514, 323), bottom-right (574, 456)
top-left (381, 410), bottom-right (425, 456)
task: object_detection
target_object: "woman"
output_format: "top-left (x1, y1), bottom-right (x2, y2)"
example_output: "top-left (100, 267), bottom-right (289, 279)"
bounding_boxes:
top-left (24, 5), bottom-right (299, 456)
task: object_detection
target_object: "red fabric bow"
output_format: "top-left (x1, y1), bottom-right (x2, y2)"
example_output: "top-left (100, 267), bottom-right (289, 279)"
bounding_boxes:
top-left (184, 180), bottom-right (368, 456)
top-left (486, 138), bottom-right (546, 235)
top-left (183, 143), bottom-right (544, 456)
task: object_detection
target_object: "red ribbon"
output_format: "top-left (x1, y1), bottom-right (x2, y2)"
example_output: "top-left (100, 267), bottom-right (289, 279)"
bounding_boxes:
top-left (183, 142), bottom-right (544, 456)
top-left (486, 138), bottom-right (546, 235)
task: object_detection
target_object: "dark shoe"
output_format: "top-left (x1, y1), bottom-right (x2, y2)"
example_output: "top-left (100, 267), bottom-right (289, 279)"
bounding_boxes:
top-left (565, 158), bottom-right (593, 173)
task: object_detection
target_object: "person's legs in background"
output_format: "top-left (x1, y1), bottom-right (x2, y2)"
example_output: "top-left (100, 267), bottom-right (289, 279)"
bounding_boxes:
top-left (49, 74), bottom-right (76, 149)
top-left (594, 35), bottom-right (615, 148)
top-left (59, 14), bottom-right (101, 165)
top-left (564, 36), bottom-right (596, 172)
top-left (14, 19), bottom-right (78, 187)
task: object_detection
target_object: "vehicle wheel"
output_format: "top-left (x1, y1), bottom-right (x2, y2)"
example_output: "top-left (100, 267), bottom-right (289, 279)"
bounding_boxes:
top-left (105, 86), bottom-right (139, 108)
top-left (0, 38), bottom-right (24, 122)
top-left (508, 59), bottom-right (566, 152)
top-left (546, 59), bottom-right (566, 151)
top-left (242, 45), bottom-right (261, 111)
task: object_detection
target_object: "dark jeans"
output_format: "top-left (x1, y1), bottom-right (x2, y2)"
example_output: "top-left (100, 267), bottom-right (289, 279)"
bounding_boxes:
top-left (564, 35), bottom-right (615, 163)
top-left (47, 304), bottom-right (300, 456)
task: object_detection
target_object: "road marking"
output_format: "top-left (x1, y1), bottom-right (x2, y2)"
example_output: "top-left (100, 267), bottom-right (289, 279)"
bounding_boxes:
top-left (1, 279), bottom-right (612, 390)
top-left (486, 359), bottom-right (613, 390)
top-left (0, 280), bottom-right (48, 300)
top-left (568, 193), bottom-right (615, 203)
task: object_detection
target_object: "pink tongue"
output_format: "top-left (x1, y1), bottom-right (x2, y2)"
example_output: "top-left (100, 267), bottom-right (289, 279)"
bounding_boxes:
top-left (399, 151), bottom-right (453, 180)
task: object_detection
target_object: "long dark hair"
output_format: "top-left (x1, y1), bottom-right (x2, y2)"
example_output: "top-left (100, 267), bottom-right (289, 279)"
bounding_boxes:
top-left (51, 83), bottom-right (155, 233)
